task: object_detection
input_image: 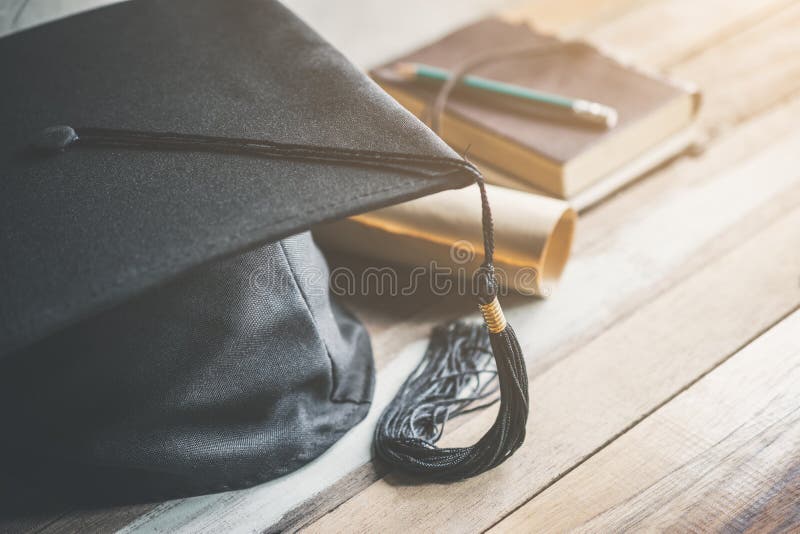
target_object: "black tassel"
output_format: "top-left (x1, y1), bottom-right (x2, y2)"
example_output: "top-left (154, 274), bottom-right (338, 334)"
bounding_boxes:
top-left (374, 174), bottom-right (529, 480)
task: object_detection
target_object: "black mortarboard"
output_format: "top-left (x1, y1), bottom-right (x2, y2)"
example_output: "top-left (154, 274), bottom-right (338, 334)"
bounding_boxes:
top-left (0, 0), bottom-right (527, 502)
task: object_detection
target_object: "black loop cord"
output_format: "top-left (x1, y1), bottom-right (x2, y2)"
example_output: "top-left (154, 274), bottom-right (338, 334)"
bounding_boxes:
top-left (34, 124), bottom-right (529, 480)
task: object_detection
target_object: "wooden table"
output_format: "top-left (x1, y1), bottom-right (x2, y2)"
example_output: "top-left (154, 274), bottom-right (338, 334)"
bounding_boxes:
top-left (3, 0), bottom-right (800, 532)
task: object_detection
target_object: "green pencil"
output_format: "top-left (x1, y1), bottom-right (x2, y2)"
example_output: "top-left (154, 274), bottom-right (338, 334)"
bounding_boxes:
top-left (395, 62), bottom-right (618, 129)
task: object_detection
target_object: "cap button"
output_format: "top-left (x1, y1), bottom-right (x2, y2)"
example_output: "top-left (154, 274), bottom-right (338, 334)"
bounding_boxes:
top-left (32, 126), bottom-right (79, 152)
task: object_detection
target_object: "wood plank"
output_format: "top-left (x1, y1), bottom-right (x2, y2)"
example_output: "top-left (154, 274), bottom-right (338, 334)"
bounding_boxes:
top-left (492, 311), bottom-right (800, 533)
top-left (304, 189), bottom-right (800, 534)
top-left (34, 505), bottom-right (153, 534)
top-left (583, 0), bottom-right (794, 68)
top-left (671, 2), bottom-right (800, 136)
top-left (498, 0), bottom-right (648, 37)
top-left (280, 0), bottom-right (523, 68)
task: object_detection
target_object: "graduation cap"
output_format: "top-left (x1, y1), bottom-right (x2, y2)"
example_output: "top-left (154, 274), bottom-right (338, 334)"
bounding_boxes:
top-left (0, 0), bottom-right (527, 501)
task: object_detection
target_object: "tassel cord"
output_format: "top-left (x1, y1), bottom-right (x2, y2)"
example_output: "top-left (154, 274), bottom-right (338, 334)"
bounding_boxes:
top-left (374, 168), bottom-right (530, 480)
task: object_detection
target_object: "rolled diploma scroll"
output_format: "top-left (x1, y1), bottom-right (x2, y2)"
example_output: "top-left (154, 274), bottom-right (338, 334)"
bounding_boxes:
top-left (314, 184), bottom-right (576, 296)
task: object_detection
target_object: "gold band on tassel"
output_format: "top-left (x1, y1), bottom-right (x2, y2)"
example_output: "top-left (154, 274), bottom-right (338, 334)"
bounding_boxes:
top-left (479, 297), bottom-right (507, 334)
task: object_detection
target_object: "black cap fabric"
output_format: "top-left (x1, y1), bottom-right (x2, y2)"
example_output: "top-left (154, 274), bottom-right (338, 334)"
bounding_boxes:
top-left (0, 0), bottom-right (473, 358)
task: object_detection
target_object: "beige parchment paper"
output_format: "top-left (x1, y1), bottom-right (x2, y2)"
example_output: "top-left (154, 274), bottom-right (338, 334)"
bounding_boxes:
top-left (313, 184), bottom-right (576, 296)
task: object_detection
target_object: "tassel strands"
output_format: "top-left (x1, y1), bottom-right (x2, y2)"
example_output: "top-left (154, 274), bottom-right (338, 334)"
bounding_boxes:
top-left (374, 173), bottom-right (529, 480)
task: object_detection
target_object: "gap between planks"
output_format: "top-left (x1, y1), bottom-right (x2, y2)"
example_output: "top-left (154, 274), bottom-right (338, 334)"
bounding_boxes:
top-left (491, 309), bottom-right (800, 532)
top-left (486, 303), bottom-right (800, 532)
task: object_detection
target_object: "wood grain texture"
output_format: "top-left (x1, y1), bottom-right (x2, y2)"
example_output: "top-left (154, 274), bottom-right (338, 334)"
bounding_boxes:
top-left (671, 1), bottom-right (800, 136)
top-left (305, 189), bottom-right (800, 533)
top-left (498, 0), bottom-right (646, 37)
top-left (584, 0), bottom-right (795, 68)
top-left (492, 311), bottom-right (800, 533)
top-left (33, 505), bottom-right (153, 534)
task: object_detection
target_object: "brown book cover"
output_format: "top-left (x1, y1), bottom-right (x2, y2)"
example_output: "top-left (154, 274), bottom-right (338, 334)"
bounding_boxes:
top-left (372, 18), bottom-right (699, 199)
